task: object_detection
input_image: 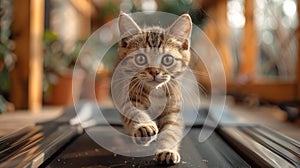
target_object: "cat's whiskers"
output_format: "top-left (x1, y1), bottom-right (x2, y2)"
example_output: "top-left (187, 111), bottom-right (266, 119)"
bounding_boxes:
top-left (113, 78), bottom-right (140, 104)
top-left (137, 80), bottom-right (145, 108)
top-left (165, 82), bottom-right (171, 97)
top-left (155, 78), bottom-right (169, 89)
top-left (178, 81), bottom-right (198, 108)
top-left (180, 76), bottom-right (208, 96)
top-left (134, 81), bottom-right (141, 104)
top-left (117, 78), bottom-right (136, 89)
top-left (190, 70), bottom-right (209, 77)
top-left (171, 82), bottom-right (181, 106)
top-left (128, 81), bottom-right (140, 94)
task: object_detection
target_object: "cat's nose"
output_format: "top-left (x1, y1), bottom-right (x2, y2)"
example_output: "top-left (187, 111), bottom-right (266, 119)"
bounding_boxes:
top-left (148, 67), bottom-right (159, 77)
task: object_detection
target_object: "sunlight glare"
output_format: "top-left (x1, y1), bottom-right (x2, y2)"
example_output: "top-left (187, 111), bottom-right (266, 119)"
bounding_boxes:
top-left (227, 0), bottom-right (245, 28)
top-left (283, 0), bottom-right (296, 17)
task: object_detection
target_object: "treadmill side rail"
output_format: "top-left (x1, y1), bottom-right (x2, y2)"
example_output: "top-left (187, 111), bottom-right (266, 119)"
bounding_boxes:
top-left (218, 125), bottom-right (300, 168)
top-left (0, 125), bottom-right (80, 168)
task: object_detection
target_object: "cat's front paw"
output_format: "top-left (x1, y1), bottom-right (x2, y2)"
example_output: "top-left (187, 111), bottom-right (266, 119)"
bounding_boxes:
top-left (132, 123), bottom-right (158, 146)
top-left (154, 150), bottom-right (180, 165)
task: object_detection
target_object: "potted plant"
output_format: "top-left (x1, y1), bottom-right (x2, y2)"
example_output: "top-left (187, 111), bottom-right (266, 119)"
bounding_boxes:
top-left (43, 30), bottom-right (85, 105)
top-left (79, 43), bottom-right (117, 104)
top-left (0, 40), bottom-right (15, 113)
top-left (0, 3), bottom-right (16, 113)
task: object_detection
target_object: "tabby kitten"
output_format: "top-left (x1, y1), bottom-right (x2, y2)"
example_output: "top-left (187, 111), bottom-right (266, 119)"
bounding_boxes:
top-left (117, 12), bottom-right (192, 164)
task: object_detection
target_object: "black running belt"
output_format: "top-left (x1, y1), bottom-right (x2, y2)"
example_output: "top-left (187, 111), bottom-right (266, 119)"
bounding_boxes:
top-left (42, 126), bottom-right (250, 168)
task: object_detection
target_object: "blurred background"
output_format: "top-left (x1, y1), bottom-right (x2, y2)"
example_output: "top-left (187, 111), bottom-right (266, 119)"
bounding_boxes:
top-left (0, 0), bottom-right (299, 132)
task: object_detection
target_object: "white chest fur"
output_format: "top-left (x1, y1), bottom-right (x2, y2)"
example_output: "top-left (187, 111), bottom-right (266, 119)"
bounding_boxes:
top-left (148, 88), bottom-right (167, 120)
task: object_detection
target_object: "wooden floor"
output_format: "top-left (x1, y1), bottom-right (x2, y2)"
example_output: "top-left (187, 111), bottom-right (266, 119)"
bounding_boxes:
top-left (0, 100), bottom-right (299, 142)
top-left (0, 106), bottom-right (63, 136)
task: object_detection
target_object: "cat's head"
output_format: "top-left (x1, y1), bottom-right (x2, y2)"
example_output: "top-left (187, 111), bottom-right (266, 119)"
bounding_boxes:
top-left (117, 12), bottom-right (192, 89)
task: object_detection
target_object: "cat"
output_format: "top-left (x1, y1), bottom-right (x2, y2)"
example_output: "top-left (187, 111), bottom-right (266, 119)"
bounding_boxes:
top-left (116, 12), bottom-right (192, 164)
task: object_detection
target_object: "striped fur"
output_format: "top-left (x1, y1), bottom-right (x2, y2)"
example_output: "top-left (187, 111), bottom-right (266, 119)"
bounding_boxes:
top-left (117, 12), bottom-right (192, 165)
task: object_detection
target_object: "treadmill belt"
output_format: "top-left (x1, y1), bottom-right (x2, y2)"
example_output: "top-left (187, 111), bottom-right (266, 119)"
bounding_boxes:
top-left (42, 126), bottom-right (250, 168)
top-left (1, 105), bottom-right (299, 167)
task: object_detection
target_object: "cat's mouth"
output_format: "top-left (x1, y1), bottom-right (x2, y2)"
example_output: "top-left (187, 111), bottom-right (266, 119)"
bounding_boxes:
top-left (135, 69), bottom-right (171, 88)
top-left (146, 77), bottom-right (170, 89)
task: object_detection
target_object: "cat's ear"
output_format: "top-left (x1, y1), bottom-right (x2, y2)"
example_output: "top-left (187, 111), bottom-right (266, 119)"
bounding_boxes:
top-left (118, 12), bottom-right (141, 38)
top-left (167, 13), bottom-right (192, 41)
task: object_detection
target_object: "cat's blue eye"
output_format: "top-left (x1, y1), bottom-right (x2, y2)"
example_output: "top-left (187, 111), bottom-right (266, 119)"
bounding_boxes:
top-left (135, 54), bottom-right (147, 65)
top-left (161, 55), bottom-right (174, 66)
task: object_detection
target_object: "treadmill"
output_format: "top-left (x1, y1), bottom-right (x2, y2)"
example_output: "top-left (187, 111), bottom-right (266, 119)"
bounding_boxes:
top-left (1, 102), bottom-right (299, 168)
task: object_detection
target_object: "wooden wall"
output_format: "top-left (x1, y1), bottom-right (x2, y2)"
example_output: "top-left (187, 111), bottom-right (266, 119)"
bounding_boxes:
top-left (10, 0), bottom-right (44, 112)
top-left (10, 0), bottom-right (31, 110)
